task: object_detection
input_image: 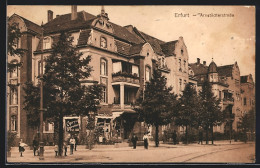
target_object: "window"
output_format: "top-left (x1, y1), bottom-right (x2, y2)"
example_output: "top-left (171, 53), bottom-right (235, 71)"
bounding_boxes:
top-left (145, 66), bottom-right (151, 81)
top-left (100, 77), bottom-right (108, 103)
top-left (10, 87), bottom-right (18, 105)
top-left (184, 80), bottom-right (187, 86)
top-left (179, 59), bottom-right (182, 71)
top-left (38, 60), bottom-right (45, 77)
top-left (10, 115), bottom-right (17, 131)
top-left (162, 57), bottom-right (165, 67)
top-left (10, 61), bottom-right (18, 78)
top-left (43, 37), bottom-right (52, 49)
top-left (181, 49), bottom-right (184, 55)
top-left (100, 58), bottom-right (107, 76)
top-left (219, 91), bottom-right (222, 100)
top-left (179, 79), bottom-right (182, 91)
top-left (100, 37), bottom-right (107, 49)
top-left (184, 60), bottom-right (186, 69)
top-left (244, 97), bottom-right (247, 106)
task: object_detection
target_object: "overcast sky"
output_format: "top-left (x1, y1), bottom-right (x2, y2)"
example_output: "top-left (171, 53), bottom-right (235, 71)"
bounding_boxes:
top-left (7, 5), bottom-right (255, 78)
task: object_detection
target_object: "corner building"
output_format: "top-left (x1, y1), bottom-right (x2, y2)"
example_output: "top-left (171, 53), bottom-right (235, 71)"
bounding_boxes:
top-left (7, 6), bottom-right (191, 144)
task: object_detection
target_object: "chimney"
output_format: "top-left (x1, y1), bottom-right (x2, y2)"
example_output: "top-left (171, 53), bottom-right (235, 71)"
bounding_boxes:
top-left (71, 5), bottom-right (77, 20)
top-left (197, 58), bottom-right (200, 64)
top-left (203, 61), bottom-right (206, 65)
top-left (48, 10), bottom-right (53, 22)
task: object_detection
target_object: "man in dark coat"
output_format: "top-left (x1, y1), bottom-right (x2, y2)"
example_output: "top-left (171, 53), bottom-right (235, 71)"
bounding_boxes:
top-left (131, 134), bottom-right (138, 149)
top-left (172, 130), bottom-right (177, 145)
top-left (32, 138), bottom-right (38, 156)
top-left (198, 129), bottom-right (203, 145)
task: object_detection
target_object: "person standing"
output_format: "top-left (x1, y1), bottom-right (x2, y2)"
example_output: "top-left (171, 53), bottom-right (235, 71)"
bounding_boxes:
top-left (32, 138), bottom-right (38, 156)
top-left (74, 135), bottom-right (78, 151)
top-left (69, 136), bottom-right (75, 155)
top-left (198, 129), bottom-right (203, 145)
top-left (18, 139), bottom-right (25, 157)
top-left (64, 141), bottom-right (68, 156)
top-left (131, 134), bottom-right (138, 149)
top-left (54, 144), bottom-right (58, 157)
top-left (172, 130), bottom-right (177, 145)
top-left (143, 133), bottom-right (149, 149)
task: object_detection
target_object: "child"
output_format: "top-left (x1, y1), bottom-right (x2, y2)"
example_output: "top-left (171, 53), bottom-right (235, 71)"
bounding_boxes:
top-left (19, 139), bottom-right (25, 157)
top-left (54, 145), bottom-right (58, 157)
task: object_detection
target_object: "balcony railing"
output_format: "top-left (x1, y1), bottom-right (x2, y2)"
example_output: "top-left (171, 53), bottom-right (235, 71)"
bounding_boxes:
top-left (112, 72), bottom-right (140, 85)
top-left (223, 97), bottom-right (234, 104)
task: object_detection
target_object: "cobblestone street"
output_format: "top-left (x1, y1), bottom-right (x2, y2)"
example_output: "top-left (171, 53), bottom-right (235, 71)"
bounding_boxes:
top-left (6, 140), bottom-right (255, 164)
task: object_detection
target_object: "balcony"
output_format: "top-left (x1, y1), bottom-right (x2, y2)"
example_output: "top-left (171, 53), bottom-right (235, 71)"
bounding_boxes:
top-left (112, 72), bottom-right (140, 85)
top-left (223, 97), bottom-right (234, 105)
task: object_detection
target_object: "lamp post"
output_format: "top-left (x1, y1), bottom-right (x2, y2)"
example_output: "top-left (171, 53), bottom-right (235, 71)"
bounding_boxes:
top-left (39, 22), bottom-right (45, 160)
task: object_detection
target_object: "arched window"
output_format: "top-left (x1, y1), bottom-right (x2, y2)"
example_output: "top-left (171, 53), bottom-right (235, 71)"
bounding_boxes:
top-left (100, 37), bottom-right (107, 49)
top-left (145, 66), bottom-right (151, 81)
top-left (10, 60), bottom-right (19, 78)
top-left (100, 58), bottom-right (107, 76)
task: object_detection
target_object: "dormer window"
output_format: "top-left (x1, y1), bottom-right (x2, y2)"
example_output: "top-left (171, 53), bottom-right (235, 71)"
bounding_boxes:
top-left (43, 36), bottom-right (52, 49)
top-left (100, 37), bottom-right (107, 49)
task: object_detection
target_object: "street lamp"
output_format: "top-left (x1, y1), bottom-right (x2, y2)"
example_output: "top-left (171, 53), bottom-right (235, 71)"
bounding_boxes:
top-left (39, 22), bottom-right (45, 160)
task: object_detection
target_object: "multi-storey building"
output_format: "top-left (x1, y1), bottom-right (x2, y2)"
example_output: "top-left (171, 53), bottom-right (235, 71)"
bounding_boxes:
top-left (240, 74), bottom-right (255, 114)
top-left (7, 6), bottom-right (191, 144)
top-left (190, 58), bottom-right (254, 133)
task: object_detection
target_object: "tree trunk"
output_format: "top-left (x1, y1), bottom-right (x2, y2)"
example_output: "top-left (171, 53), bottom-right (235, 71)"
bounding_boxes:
top-left (58, 111), bottom-right (64, 156)
top-left (206, 127), bottom-right (209, 144)
top-left (155, 124), bottom-right (159, 147)
top-left (54, 120), bottom-right (59, 145)
top-left (211, 125), bottom-right (214, 144)
top-left (185, 125), bottom-right (188, 144)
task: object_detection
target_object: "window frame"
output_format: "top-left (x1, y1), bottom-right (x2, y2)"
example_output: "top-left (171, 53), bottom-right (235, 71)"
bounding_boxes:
top-left (100, 36), bottom-right (107, 49)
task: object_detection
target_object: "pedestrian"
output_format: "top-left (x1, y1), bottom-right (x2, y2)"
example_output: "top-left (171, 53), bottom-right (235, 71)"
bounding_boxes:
top-left (198, 129), bottom-right (203, 145)
top-left (64, 141), bottom-right (68, 156)
top-left (69, 136), bottom-right (75, 155)
top-left (54, 144), bottom-right (58, 157)
top-left (32, 138), bottom-right (38, 156)
top-left (74, 135), bottom-right (78, 151)
top-left (172, 130), bottom-right (177, 145)
top-left (131, 134), bottom-right (138, 149)
top-left (18, 139), bottom-right (25, 157)
top-left (143, 133), bottom-right (149, 149)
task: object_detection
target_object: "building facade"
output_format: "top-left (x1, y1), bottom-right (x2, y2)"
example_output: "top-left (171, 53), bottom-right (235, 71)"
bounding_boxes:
top-left (7, 6), bottom-right (254, 145)
top-left (7, 6), bottom-right (192, 144)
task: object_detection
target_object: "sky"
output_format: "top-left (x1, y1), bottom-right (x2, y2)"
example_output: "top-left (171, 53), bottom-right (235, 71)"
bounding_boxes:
top-left (7, 5), bottom-right (255, 78)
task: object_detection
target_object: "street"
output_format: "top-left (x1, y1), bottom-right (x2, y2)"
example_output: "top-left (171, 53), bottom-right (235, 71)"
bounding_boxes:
top-left (6, 140), bottom-right (255, 163)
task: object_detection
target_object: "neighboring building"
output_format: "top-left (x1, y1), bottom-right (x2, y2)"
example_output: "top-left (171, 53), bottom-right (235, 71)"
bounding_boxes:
top-left (7, 6), bottom-right (191, 144)
top-left (190, 58), bottom-right (254, 133)
top-left (7, 14), bottom-right (42, 143)
top-left (240, 74), bottom-right (255, 115)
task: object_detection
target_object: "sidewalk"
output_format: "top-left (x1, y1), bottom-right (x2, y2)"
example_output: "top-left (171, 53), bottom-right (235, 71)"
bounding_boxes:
top-left (6, 140), bottom-right (253, 163)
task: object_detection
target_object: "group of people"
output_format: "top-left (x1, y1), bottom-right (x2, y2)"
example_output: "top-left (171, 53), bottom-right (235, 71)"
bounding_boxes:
top-left (131, 133), bottom-right (149, 149)
top-left (56, 135), bottom-right (78, 157)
